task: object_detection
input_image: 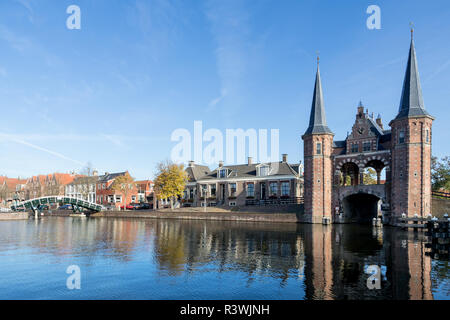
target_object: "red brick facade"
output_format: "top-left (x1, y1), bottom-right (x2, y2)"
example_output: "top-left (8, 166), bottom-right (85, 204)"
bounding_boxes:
top-left (303, 37), bottom-right (434, 224)
top-left (390, 117), bottom-right (433, 217)
top-left (303, 134), bottom-right (334, 223)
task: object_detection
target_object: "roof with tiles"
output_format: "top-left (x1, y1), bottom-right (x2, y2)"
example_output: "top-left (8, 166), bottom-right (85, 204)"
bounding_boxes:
top-left (187, 161), bottom-right (302, 182)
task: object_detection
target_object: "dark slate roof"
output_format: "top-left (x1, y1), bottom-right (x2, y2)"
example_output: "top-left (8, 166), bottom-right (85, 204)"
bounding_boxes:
top-left (367, 117), bottom-right (385, 136)
top-left (98, 172), bottom-right (127, 182)
top-left (395, 38), bottom-right (430, 120)
top-left (333, 140), bottom-right (346, 148)
top-left (379, 132), bottom-right (392, 144)
top-left (289, 164), bottom-right (302, 175)
top-left (186, 165), bottom-right (211, 182)
top-left (304, 66), bottom-right (333, 135)
top-left (193, 162), bottom-right (301, 181)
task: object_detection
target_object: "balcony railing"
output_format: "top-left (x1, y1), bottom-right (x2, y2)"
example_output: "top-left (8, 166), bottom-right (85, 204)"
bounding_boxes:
top-left (245, 197), bottom-right (304, 206)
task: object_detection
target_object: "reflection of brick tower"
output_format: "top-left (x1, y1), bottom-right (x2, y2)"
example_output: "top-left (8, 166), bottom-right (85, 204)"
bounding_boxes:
top-left (389, 32), bottom-right (434, 219)
top-left (302, 60), bottom-right (334, 224)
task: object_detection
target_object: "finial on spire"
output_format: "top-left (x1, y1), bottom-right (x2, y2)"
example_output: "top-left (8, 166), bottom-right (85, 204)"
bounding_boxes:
top-left (316, 51), bottom-right (320, 66)
top-left (410, 22), bottom-right (414, 40)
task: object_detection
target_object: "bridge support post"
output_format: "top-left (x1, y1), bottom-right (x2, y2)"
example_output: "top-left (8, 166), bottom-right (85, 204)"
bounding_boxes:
top-left (322, 216), bottom-right (331, 225)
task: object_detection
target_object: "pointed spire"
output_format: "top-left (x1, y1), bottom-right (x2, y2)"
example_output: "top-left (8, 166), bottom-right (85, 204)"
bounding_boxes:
top-left (304, 60), bottom-right (333, 135)
top-left (395, 32), bottom-right (429, 120)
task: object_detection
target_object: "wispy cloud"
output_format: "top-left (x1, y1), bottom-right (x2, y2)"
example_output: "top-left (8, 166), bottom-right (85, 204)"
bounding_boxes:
top-left (423, 58), bottom-right (450, 84)
top-left (0, 133), bottom-right (84, 166)
top-left (0, 25), bottom-right (33, 53)
top-left (207, 88), bottom-right (228, 110)
top-left (101, 134), bottom-right (124, 147)
top-left (129, 0), bottom-right (185, 61)
top-left (204, 0), bottom-right (252, 116)
top-left (14, 0), bottom-right (35, 24)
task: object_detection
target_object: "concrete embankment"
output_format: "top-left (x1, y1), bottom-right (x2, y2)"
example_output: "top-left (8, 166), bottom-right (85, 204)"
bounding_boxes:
top-left (92, 209), bottom-right (300, 224)
top-left (0, 212), bottom-right (29, 221)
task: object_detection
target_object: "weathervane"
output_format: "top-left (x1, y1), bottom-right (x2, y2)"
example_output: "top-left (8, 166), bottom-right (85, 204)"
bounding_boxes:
top-left (410, 22), bottom-right (414, 39)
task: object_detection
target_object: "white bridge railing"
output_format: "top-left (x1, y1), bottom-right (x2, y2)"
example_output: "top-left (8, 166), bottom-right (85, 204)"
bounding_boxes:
top-left (11, 196), bottom-right (104, 212)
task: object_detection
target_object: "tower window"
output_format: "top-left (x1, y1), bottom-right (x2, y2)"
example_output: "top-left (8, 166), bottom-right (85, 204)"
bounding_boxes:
top-left (316, 142), bottom-right (322, 155)
top-left (399, 131), bottom-right (405, 144)
top-left (426, 129), bottom-right (429, 143)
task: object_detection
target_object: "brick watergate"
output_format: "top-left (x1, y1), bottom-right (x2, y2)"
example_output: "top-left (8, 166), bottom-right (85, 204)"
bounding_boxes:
top-left (302, 33), bottom-right (434, 224)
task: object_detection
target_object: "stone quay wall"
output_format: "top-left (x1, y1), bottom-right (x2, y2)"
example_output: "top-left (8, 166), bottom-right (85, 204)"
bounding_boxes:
top-left (0, 212), bottom-right (29, 221)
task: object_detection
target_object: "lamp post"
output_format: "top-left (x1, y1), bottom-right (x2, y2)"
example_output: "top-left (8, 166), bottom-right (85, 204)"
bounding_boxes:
top-left (202, 185), bottom-right (207, 212)
top-left (13, 192), bottom-right (19, 207)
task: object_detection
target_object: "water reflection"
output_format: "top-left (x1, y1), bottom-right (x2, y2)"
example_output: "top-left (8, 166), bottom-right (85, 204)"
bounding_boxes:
top-left (0, 217), bottom-right (447, 300)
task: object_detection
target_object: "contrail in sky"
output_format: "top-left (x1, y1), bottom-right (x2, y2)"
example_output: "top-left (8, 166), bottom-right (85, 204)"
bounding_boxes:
top-left (0, 133), bottom-right (85, 166)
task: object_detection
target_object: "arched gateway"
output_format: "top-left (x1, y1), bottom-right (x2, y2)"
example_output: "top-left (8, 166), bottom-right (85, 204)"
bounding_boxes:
top-left (302, 34), bottom-right (434, 224)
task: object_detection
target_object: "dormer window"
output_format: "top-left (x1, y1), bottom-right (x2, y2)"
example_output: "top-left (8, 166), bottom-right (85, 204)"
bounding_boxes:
top-left (259, 165), bottom-right (269, 177)
top-left (219, 169), bottom-right (228, 178)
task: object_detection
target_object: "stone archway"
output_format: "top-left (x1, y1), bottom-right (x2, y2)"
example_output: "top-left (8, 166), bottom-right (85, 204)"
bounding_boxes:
top-left (342, 193), bottom-right (381, 223)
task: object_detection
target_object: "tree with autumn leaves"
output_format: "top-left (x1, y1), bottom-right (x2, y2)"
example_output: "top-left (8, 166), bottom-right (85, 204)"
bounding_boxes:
top-left (111, 172), bottom-right (136, 210)
top-left (154, 161), bottom-right (188, 210)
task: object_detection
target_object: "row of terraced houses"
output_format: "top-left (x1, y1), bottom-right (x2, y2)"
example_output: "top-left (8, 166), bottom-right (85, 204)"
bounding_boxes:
top-left (0, 172), bottom-right (154, 209)
top-left (0, 152), bottom-right (305, 210)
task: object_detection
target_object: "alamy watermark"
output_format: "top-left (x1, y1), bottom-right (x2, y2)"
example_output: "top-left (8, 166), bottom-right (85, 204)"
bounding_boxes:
top-left (66, 5), bottom-right (81, 30)
top-left (366, 5), bottom-right (381, 30)
top-left (365, 265), bottom-right (381, 290)
top-left (171, 121), bottom-right (280, 165)
top-left (66, 265), bottom-right (81, 290)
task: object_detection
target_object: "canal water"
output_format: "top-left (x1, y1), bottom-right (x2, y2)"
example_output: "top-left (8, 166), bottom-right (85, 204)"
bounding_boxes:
top-left (0, 217), bottom-right (448, 300)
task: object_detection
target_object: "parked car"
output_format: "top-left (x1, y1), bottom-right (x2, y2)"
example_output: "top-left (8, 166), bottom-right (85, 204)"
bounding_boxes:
top-left (137, 203), bottom-right (151, 210)
top-left (59, 204), bottom-right (73, 210)
top-left (120, 203), bottom-right (140, 210)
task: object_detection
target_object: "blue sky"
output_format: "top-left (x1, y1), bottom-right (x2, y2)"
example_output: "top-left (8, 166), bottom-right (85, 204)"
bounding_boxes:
top-left (0, 0), bottom-right (449, 180)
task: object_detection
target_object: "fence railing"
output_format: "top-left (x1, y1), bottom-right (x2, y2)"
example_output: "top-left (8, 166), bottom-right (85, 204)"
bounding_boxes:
top-left (432, 191), bottom-right (450, 199)
top-left (245, 197), bottom-right (304, 206)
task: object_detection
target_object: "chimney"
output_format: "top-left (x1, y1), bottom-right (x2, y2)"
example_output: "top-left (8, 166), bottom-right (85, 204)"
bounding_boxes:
top-left (376, 114), bottom-right (383, 129)
top-left (282, 154), bottom-right (288, 163)
top-left (248, 157), bottom-right (253, 165)
top-left (188, 160), bottom-right (195, 167)
top-left (218, 161), bottom-right (224, 168)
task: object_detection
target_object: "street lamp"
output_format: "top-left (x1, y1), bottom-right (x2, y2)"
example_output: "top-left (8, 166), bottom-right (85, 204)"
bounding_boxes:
top-left (202, 185), bottom-right (207, 212)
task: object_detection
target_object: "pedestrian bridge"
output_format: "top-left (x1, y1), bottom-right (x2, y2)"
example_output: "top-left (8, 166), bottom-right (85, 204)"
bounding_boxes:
top-left (11, 196), bottom-right (104, 213)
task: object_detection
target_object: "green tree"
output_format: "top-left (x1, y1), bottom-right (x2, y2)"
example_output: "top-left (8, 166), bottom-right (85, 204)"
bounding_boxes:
top-left (363, 168), bottom-right (377, 185)
top-left (431, 156), bottom-right (450, 191)
top-left (111, 172), bottom-right (135, 210)
top-left (154, 161), bottom-right (188, 210)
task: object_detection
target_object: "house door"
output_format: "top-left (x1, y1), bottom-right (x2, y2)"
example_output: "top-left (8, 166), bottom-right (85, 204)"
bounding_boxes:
top-left (260, 183), bottom-right (266, 200)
